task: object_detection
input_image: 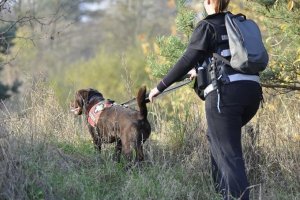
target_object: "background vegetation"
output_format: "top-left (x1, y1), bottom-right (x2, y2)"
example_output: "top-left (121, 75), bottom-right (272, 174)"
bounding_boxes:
top-left (0, 0), bottom-right (299, 199)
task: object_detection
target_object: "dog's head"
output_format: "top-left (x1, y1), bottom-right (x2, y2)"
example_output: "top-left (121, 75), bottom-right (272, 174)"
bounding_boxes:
top-left (70, 88), bottom-right (104, 115)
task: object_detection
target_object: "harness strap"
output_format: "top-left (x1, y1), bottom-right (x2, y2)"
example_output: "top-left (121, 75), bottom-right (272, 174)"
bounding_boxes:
top-left (86, 100), bottom-right (113, 127)
top-left (204, 74), bottom-right (260, 97)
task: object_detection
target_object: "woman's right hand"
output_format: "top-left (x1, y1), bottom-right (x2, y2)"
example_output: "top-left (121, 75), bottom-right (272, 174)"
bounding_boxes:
top-left (187, 68), bottom-right (197, 80)
top-left (148, 87), bottom-right (161, 102)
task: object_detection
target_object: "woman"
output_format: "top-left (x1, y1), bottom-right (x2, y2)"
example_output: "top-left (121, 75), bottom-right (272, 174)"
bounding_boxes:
top-left (148, 0), bottom-right (262, 199)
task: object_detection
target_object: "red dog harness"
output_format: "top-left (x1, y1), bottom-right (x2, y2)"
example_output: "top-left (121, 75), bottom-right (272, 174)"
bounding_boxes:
top-left (86, 100), bottom-right (113, 127)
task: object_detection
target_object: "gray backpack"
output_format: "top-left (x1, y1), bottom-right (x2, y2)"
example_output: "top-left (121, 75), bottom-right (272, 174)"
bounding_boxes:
top-left (214, 13), bottom-right (269, 74)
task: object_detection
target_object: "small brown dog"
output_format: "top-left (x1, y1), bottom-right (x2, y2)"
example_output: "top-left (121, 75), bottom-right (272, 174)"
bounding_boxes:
top-left (71, 86), bottom-right (151, 164)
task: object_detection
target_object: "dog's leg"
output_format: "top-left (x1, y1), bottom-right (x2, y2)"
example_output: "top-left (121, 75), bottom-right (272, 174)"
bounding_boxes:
top-left (135, 129), bottom-right (146, 163)
top-left (114, 139), bottom-right (122, 162)
top-left (121, 140), bottom-right (134, 171)
top-left (122, 142), bottom-right (132, 162)
top-left (135, 143), bottom-right (144, 162)
top-left (88, 125), bottom-right (101, 152)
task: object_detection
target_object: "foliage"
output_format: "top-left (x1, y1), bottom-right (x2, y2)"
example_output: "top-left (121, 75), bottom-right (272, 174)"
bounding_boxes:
top-left (248, 0), bottom-right (300, 89)
top-left (0, 78), bottom-right (21, 100)
top-left (0, 24), bottom-right (16, 54)
top-left (3, 0), bottom-right (175, 104)
top-left (175, 0), bottom-right (196, 38)
top-left (0, 7), bottom-right (21, 100)
top-left (0, 79), bottom-right (10, 99)
top-left (147, 36), bottom-right (186, 78)
top-left (147, 0), bottom-right (195, 79)
top-left (14, 0), bottom-right (96, 21)
top-left (53, 47), bottom-right (150, 105)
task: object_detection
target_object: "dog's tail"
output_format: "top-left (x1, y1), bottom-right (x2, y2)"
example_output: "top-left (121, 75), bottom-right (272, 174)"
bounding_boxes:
top-left (137, 86), bottom-right (147, 119)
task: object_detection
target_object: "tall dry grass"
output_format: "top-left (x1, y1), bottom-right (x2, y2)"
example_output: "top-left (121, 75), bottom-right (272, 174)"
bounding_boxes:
top-left (0, 78), bottom-right (299, 200)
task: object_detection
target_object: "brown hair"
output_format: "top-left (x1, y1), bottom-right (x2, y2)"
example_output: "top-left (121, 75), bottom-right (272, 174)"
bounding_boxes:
top-left (213, 0), bottom-right (230, 13)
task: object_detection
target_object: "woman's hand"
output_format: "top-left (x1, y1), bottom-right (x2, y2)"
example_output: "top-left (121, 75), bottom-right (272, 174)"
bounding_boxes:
top-left (187, 68), bottom-right (197, 80)
top-left (148, 87), bottom-right (161, 102)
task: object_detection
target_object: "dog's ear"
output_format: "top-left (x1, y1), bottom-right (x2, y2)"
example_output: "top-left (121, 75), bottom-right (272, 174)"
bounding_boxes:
top-left (77, 89), bottom-right (90, 102)
top-left (71, 89), bottom-right (89, 115)
top-left (87, 88), bottom-right (103, 99)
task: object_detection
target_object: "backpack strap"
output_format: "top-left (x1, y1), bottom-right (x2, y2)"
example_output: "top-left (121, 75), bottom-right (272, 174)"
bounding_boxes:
top-left (213, 53), bottom-right (231, 66)
top-left (231, 13), bottom-right (246, 19)
top-left (202, 19), bottom-right (231, 60)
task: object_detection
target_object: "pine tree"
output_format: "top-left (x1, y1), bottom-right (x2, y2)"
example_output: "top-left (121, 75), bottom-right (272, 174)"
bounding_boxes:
top-left (245, 0), bottom-right (300, 90)
top-left (147, 0), bottom-right (195, 79)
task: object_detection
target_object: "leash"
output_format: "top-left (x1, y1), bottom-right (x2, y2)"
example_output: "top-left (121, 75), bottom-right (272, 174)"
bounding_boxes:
top-left (121, 75), bottom-right (192, 107)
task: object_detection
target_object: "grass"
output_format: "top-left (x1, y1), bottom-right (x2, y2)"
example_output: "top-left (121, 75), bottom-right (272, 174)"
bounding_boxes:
top-left (0, 80), bottom-right (299, 200)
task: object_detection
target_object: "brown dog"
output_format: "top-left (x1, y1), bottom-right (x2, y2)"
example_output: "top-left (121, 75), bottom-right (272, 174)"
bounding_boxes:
top-left (71, 86), bottom-right (151, 164)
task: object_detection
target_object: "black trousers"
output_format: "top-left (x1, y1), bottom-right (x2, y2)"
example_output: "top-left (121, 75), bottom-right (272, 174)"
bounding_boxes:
top-left (205, 81), bottom-right (262, 200)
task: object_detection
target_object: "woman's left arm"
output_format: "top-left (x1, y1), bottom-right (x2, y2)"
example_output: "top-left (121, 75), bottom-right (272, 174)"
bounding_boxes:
top-left (149, 48), bottom-right (205, 102)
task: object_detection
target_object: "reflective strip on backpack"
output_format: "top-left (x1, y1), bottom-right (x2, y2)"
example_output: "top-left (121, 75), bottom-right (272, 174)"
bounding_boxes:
top-left (221, 35), bottom-right (228, 41)
top-left (221, 49), bottom-right (231, 57)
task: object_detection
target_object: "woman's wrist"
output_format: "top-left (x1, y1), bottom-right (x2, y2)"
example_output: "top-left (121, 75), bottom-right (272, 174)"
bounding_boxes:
top-left (157, 80), bottom-right (168, 92)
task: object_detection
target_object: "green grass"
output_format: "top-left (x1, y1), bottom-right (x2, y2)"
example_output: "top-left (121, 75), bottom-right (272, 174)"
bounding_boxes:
top-left (9, 136), bottom-right (220, 200)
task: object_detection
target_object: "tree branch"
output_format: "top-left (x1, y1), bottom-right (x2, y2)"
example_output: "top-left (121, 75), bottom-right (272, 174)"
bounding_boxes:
top-left (0, 0), bottom-right (8, 11)
top-left (261, 83), bottom-right (300, 90)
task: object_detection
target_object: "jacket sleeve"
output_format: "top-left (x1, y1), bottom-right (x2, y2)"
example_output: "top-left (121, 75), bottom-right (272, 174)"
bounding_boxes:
top-left (189, 21), bottom-right (214, 51)
top-left (157, 48), bottom-right (205, 92)
top-left (156, 21), bottom-right (214, 92)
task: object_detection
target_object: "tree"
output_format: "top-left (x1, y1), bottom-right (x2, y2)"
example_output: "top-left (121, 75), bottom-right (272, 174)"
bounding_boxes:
top-left (0, 0), bottom-right (93, 100)
top-left (95, 0), bottom-right (176, 51)
top-left (250, 0), bottom-right (300, 90)
top-left (147, 0), bottom-right (194, 79)
top-left (51, 0), bottom-right (177, 103)
top-left (0, 0), bottom-right (21, 100)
